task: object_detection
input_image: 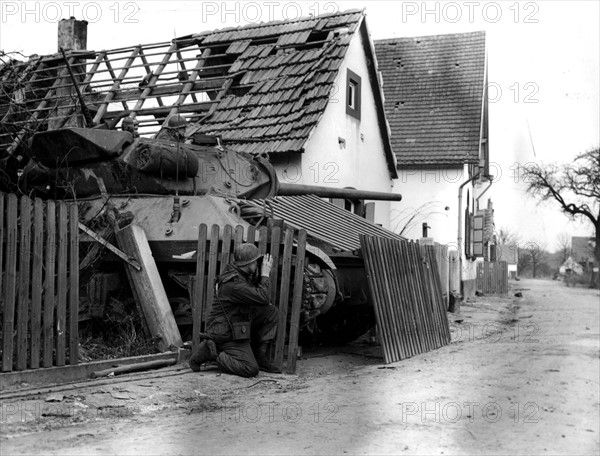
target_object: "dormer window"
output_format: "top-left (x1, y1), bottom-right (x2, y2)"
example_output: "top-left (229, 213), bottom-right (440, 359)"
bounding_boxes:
top-left (346, 69), bottom-right (361, 120)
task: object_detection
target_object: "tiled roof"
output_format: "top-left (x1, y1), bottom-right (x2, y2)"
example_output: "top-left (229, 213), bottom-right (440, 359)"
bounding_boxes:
top-left (241, 194), bottom-right (405, 252)
top-left (0, 10), bottom-right (366, 158)
top-left (374, 32), bottom-right (486, 166)
top-left (186, 10), bottom-right (366, 155)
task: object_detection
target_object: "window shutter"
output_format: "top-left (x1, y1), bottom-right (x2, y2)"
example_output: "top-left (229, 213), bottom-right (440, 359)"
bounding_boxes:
top-left (364, 202), bottom-right (375, 223)
top-left (473, 215), bottom-right (484, 257)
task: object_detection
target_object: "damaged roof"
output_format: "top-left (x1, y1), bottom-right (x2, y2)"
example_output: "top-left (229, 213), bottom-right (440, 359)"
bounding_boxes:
top-left (184, 9), bottom-right (363, 155)
top-left (374, 31), bottom-right (486, 166)
top-left (1, 9), bottom-right (388, 163)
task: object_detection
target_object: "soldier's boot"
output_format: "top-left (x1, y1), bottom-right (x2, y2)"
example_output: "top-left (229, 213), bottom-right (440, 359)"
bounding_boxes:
top-left (190, 339), bottom-right (218, 372)
top-left (254, 342), bottom-right (281, 374)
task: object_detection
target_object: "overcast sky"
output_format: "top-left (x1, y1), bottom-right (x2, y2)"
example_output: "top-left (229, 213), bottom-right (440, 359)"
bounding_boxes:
top-left (1, 0), bottom-right (599, 251)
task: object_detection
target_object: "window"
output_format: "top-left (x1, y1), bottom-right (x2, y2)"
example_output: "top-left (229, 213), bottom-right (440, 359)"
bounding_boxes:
top-left (348, 81), bottom-right (357, 109)
top-left (346, 69), bottom-right (361, 120)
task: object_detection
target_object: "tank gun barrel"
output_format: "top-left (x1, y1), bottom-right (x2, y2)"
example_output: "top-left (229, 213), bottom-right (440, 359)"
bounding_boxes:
top-left (277, 182), bottom-right (402, 201)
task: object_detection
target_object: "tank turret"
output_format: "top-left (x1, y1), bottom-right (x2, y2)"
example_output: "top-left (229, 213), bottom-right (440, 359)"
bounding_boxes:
top-left (23, 128), bottom-right (402, 202)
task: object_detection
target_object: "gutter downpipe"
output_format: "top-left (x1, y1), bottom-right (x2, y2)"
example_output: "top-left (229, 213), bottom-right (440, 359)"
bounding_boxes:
top-left (457, 172), bottom-right (480, 257)
top-left (475, 179), bottom-right (493, 209)
top-left (457, 171), bottom-right (481, 295)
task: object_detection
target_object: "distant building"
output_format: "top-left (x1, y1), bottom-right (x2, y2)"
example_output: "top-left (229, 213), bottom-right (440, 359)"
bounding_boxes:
top-left (559, 257), bottom-right (584, 276)
top-left (375, 31), bottom-right (493, 297)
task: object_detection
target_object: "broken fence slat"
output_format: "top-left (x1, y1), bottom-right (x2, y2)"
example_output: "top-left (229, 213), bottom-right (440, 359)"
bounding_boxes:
top-left (78, 222), bottom-right (141, 270)
top-left (115, 224), bottom-right (183, 351)
top-left (91, 358), bottom-right (177, 378)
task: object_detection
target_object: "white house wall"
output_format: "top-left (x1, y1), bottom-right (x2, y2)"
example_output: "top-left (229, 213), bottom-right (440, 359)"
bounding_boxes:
top-left (391, 164), bottom-right (468, 246)
top-left (392, 164), bottom-right (488, 289)
top-left (274, 29), bottom-right (394, 229)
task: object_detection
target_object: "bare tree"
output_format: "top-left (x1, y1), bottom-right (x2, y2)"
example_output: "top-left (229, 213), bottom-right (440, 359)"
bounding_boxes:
top-left (524, 148), bottom-right (599, 286)
top-left (496, 226), bottom-right (520, 245)
top-left (556, 232), bottom-right (571, 263)
top-left (519, 241), bottom-right (548, 278)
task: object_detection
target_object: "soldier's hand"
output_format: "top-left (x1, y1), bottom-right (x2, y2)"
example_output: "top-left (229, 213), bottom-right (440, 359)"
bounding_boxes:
top-left (261, 254), bottom-right (273, 277)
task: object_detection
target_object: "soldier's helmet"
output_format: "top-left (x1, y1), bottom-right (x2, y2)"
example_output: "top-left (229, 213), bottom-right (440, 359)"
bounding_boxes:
top-left (122, 117), bottom-right (139, 130)
top-left (167, 114), bottom-right (188, 129)
top-left (234, 243), bottom-right (263, 267)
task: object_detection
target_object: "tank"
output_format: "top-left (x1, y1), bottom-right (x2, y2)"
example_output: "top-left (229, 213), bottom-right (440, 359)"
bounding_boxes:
top-left (16, 127), bottom-right (403, 343)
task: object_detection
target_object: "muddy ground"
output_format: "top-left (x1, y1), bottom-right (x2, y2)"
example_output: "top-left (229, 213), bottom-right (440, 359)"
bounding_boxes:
top-left (1, 278), bottom-right (599, 455)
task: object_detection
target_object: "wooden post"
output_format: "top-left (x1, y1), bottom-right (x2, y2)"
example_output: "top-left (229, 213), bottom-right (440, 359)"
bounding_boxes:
top-left (115, 224), bottom-right (183, 352)
top-left (43, 201), bottom-right (56, 367)
top-left (274, 228), bottom-right (294, 369)
top-left (68, 203), bottom-right (79, 365)
top-left (56, 202), bottom-right (68, 366)
top-left (2, 194), bottom-right (18, 372)
top-left (30, 199), bottom-right (44, 369)
top-left (286, 229), bottom-right (306, 373)
top-left (194, 224), bottom-right (208, 346)
top-left (15, 196), bottom-right (31, 370)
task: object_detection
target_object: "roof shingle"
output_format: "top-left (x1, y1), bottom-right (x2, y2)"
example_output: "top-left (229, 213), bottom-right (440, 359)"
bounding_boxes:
top-left (374, 31), bottom-right (486, 166)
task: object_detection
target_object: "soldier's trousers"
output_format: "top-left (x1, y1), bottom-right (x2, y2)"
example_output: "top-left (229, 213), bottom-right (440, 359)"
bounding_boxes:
top-left (214, 305), bottom-right (278, 378)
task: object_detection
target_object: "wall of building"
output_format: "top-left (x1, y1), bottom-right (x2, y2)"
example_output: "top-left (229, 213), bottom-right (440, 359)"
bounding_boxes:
top-left (273, 28), bottom-right (395, 229)
top-left (391, 164), bottom-right (494, 298)
top-left (391, 164), bottom-right (466, 245)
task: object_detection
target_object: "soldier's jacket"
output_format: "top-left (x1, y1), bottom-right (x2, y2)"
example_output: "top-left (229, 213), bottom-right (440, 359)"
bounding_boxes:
top-left (206, 263), bottom-right (271, 340)
top-left (154, 128), bottom-right (185, 142)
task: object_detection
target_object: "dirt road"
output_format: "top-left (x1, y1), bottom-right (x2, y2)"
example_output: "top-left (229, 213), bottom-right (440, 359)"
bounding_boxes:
top-left (1, 279), bottom-right (599, 455)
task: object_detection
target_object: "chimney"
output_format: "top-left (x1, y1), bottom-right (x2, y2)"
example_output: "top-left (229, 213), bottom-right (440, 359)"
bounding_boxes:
top-left (50, 17), bottom-right (88, 130)
top-left (58, 17), bottom-right (87, 51)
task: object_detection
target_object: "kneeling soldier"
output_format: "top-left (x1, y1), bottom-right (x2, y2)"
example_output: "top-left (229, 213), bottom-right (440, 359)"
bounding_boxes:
top-left (190, 243), bottom-right (280, 377)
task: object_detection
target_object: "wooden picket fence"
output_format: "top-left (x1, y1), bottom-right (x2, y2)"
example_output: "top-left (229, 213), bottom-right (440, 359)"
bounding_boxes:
top-left (476, 261), bottom-right (509, 295)
top-left (360, 235), bottom-right (451, 364)
top-left (194, 223), bottom-right (306, 374)
top-left (425, 242), bottom-right (450, 308)
top-left (0, 192), bottom-right (79, 372)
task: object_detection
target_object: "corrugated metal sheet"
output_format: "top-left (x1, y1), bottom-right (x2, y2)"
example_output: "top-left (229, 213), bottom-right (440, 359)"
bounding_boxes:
top-left (244, 194), bottom-right (405, 252)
